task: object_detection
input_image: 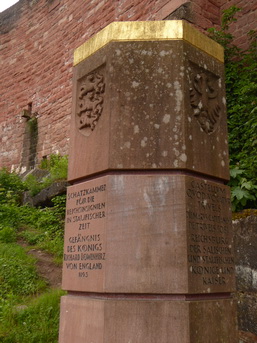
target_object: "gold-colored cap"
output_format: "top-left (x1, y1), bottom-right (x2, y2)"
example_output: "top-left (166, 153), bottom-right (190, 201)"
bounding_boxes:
top-left (74, 20), bottom-right (224, 66)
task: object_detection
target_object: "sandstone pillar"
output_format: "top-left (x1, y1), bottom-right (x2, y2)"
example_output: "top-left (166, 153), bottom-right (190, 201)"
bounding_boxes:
top-left (59, 20), bottom-right (237, 342)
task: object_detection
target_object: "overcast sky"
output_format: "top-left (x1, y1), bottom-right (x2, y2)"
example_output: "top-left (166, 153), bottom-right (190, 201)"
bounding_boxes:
top-left (0, 0), bottom-right (19, 12)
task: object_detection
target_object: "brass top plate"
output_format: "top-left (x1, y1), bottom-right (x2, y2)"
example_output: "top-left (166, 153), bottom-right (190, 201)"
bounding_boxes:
top-left (74, 20), bottom-right (224, 66)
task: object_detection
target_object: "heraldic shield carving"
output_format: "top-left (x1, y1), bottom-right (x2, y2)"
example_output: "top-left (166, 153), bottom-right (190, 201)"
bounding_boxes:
top-left (76, 71), bottom-right (105, 136)
top-left (190, 72), bottom-right (221, 134)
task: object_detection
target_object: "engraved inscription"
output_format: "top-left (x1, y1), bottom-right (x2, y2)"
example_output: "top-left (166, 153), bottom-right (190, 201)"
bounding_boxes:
top-left (190, 72), bottom-right (221, 134)
top-left (76, 71), bottom-right (105, 136)
top-left (63, 183), bottom-right (106, 282)
top-left (186, 178), bottom-right (234, 290)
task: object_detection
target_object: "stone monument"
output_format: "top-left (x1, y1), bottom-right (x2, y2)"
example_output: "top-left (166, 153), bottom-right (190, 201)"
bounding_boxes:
top-left (59, 20), bottom-right (237, 342)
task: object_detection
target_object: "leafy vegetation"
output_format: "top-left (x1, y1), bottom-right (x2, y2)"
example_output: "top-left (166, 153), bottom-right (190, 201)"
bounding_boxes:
top-left (24, 154), bottom-right (68, 196)
top-left (0, 289), bottom-right (65, 343)
top-left (208, 6), bottom-right (257, 212)
top-left (0, 243), bottom-right (46, 298)
top-left (0, 168), bottom-right (25, 205)
top-left (0, 163), bottom-right (67, 259)
top-left (18, 195), bottom-right (66, 262)
top-left (0, 155), bottom-right (67, 342)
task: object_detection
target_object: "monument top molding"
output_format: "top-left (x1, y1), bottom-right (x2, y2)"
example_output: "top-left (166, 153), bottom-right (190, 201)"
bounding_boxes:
top-left (73, 20), bottom-right (224, 66)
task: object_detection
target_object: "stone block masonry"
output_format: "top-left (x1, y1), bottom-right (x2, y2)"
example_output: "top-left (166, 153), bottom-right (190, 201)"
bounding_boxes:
top-left (221, 0), bottom-right (257, 51)
top-left (0, 0), bottom-right (255, 172)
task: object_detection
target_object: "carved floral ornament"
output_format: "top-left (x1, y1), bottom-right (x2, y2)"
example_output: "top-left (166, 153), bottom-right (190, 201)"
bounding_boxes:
top-left (76, 72), bottom-right (105, 136)
top-left (190, 72), bottom-right (221, 134)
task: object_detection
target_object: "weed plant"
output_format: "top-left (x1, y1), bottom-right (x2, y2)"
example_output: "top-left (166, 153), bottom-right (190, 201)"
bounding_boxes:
top-left (0, 156), bottom-right (67, 342)
top-left (0, 169), bottom-right (25, 205)
top-left (0, 243), bottom-right (46, 299)
top-left (0, 289), bottom-right (65, 343)
top-left (209, 6), bottom-right (257, 211)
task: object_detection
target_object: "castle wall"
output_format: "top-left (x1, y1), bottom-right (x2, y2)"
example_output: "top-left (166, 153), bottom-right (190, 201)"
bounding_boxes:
top-left (221, 0), bottom-right (257, 51)
top-left (0, 0), bottom-right (255, 171)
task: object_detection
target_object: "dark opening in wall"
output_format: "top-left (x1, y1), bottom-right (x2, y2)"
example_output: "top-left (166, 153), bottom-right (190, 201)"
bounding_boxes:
top-left (21, 103), bottom-right (38, 173)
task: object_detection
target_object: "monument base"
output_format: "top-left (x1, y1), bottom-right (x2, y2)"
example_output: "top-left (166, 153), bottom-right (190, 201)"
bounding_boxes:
top-left (59, 20), bottom-right (237, 343)
top-left (59, 294), bottom-right (237, 343)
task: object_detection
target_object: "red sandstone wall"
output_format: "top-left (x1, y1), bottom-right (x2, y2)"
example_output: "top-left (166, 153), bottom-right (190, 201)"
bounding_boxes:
top-left (0, 0), bottom-right (255, 172)
top-left (191, 0), bottom-right (221, 30)
top-left (221, 0), bottom-right (257, 51)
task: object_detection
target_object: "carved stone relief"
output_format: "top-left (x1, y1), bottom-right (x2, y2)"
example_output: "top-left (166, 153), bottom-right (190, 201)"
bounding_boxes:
top-left (76, 70), bottom-right (105, 137)
top-left (190, 70), bottom-right (221, 134)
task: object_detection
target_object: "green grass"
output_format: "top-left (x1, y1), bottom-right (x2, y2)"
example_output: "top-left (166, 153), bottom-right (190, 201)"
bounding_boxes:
top-left (0, 163), bottom-right (67, 342)
top-left (0, 241), bottom-right (65, 343)
top-left (0, 243), bottom-right (47, 298)
top-left (0, 289), bottom-right (65, 343)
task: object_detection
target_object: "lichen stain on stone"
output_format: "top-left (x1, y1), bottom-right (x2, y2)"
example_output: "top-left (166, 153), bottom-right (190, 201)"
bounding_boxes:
top-left (133, 125), bottom-right (139, 134)
top-left (173, 160), bottom-right (179, 167)
top-left (143, 190), bottom-right (154, 216)
top-left (159, 50), bottom-right (171, 57)
top-left (141, 137), bottom-right (147, 147)
top-left (174, 81), bottom-right (183, 112)
top-left (173, 148), bottom-right (179, 157)
top-left (141, 50), bottom-right (153, 56)
top-left (162, 114), bottom-right (170, 124)
top-left (179, 153), bottom-right (187, 162)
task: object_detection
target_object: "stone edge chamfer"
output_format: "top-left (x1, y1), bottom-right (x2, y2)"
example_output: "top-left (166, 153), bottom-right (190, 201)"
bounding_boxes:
top-left (73, 20), bottom-right (224, 66)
